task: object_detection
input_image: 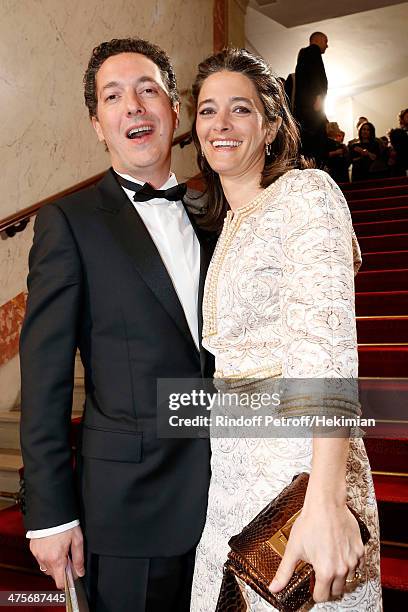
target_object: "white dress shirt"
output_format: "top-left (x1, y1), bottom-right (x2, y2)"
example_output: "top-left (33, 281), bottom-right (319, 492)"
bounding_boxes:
top-left (121, 171), bottom-right (201, 349)
top-left (27, 170), bottom-right (201, 539)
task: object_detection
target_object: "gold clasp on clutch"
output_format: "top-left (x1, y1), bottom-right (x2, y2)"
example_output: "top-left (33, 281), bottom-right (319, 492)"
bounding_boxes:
top-left (267, 509), bottom-right (306, 571)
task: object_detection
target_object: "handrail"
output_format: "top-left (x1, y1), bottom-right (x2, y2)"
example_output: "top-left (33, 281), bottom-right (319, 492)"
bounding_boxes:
top-left (0, 130), bottom-right (193, 236)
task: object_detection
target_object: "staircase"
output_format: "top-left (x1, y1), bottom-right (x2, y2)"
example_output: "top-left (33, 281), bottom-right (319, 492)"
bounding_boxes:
top-left (344, 174), bottom-right (408, 609)
top-left (0, 353), bottom-right (85, 504)
top-left (0, 174), bottom-right (407, 608)
top-left (0, 356), bottom-right (84, 608)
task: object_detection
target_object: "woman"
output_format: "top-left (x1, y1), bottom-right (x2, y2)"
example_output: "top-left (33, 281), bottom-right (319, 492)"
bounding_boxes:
top-left (190, 49), bottom-right (381, 611)
top-left (349, 122), bottom-right (386, 182)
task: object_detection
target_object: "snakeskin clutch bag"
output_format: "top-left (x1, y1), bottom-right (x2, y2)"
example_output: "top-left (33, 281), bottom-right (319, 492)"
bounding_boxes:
top-left (215, 472), bottom-right (370, 611)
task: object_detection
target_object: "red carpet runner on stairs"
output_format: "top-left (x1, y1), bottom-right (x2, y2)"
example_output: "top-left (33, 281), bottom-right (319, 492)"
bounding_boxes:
top-left (343, 174), bottom-right (408, 609)
top-left (1, 175), bottom-right (407, 609)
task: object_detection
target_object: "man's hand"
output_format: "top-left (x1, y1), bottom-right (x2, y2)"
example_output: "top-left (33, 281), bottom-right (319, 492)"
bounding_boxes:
top-left (30, 526), bottom-right (85, 589)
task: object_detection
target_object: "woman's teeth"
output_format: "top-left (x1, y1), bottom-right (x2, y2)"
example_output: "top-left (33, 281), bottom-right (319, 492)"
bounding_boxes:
top-left (212, 140), bottom-right (242, 148)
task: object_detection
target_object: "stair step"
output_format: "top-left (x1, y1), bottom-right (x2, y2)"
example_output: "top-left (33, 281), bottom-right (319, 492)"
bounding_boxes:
top-left (0, 449), bottom-right (22, 493)
top-left (341, 175), bottom-right (408, 190)
top-left (374, 475), bottom-right (408, 544)
top-left (374, 474), bottom-right (408, 504)
top-left (354, 218), bottom-right (408, 237)
top-left (358, 346), bottom-right (408, 377)
top-left (360, 251), bottom-right (408, 271)
top-left (352, 206), bottom-right (408, 223)
top-left (365, 438), bottom-right (408, 473)
top-left (0, 498), bottom-right (15, 510)
top-left (0, 567), bottom-right (58, 597)
top-left (381, 544), bottom-right (408, 591)
top-left (355, 269), bottom-right (408, 292)
top-left (358, 233), bottom-right (408, 254)
top-left (0, 408), bottom-right (83, 453)
top-left (382, 586), bottom-right (408, 610)
top-left (357, 316), bottom-right (408, 343)
top-left (346, 185), bottom-right (408, 201)
top-left (349, 196), bottom-right (408, 213)
top-left (356, 291), bottom-right (408, 316)
top-left (0, 504), bottom-right (34, 573)
top-left (0, 412), bottom-right (20, 450)
top-left (358, 379), bottom-right (408, 435)
top-left (356, 269), bottom-right (408, 292)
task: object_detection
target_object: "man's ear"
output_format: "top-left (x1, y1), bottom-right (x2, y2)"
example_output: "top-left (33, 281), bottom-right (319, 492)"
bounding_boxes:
top-left (91, 115), bottom-right (105, 142)
top-left (173, 102), bottom-right (180, 129)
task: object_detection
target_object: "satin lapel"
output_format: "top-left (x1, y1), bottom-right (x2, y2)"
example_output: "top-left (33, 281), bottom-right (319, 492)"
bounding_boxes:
top-left (197, 238), bottom-right (215, 376)
top-left (182, 190), bottom-right (217, 375)
top-left (95, 170), bottom-right (196, 350)
top-left (181, 192), bottom-right (207, 340)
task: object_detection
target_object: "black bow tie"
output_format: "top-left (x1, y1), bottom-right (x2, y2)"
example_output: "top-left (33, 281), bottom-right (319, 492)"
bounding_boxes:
top-left (116, 174), bottom-right (187, 202)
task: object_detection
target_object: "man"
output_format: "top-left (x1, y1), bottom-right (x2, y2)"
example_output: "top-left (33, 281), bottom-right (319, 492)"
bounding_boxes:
top-left (389, 110), bottom-right (408, 175)
top-left (19, 38), bottom-right (215, 612)
top-left (294, 31), bottom-right (329, 163)
top-left (283, 72), bottom-right (296, 113)
top-left (399, 108), bottom-right (408, 131)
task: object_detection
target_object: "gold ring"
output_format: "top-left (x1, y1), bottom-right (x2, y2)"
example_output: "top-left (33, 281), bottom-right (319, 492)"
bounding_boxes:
top-left (39, 566), bottom-right (47, 572)
top-left (345, 569), bottom-right (361, 584)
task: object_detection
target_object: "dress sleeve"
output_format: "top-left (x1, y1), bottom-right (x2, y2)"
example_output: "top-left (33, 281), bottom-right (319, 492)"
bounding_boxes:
top-left (278, 170), bottom-right (361, 417)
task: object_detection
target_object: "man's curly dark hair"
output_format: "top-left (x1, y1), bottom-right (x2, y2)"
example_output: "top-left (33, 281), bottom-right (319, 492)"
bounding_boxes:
top-left (83, 37), bottom-right (179, 118)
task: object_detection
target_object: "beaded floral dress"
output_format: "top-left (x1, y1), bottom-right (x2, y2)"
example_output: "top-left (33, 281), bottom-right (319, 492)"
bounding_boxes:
top-left (190, 170), bottom-right (382, 611)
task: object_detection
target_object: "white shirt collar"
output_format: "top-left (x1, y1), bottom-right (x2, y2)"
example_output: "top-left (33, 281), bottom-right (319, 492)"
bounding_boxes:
top-left (114, 170), bottom-right (178, 190)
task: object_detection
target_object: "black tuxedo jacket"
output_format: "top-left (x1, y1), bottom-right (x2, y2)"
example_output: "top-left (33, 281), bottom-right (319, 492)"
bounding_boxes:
top-left (20, 169), bottom-right (216, 557)
top-left (294, 43), bottom-right (328, 118)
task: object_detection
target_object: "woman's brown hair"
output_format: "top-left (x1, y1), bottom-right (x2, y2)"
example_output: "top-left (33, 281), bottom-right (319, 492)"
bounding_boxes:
top-left (192, 48), bottom-right (307, 231)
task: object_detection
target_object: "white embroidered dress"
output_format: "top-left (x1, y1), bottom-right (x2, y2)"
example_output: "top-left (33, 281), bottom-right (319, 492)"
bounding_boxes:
top-left (190, 170), bottom-right (382, 611)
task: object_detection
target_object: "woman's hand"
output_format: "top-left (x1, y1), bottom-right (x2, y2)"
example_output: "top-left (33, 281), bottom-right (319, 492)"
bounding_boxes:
top-left (269, 503), bottom-right (365, 603)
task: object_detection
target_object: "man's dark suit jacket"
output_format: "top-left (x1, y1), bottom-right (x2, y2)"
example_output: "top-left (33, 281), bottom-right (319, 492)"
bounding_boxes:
top-left (294, 43), bottom-right (328, 119)
top-left (19, 168), bottom-right (215, 558)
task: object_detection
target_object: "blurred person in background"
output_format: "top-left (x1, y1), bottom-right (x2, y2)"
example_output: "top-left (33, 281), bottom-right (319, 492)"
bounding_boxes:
top-left (348, 117), bottom-right (369, 147)
top-left (325, 121), bottom-right (350, 184)
top-left (399, 108), bottom-right (408, 131)
top-left (349, 122), bottom-right (387, 181)
top-left (388, 128), bottom-right (408, 176)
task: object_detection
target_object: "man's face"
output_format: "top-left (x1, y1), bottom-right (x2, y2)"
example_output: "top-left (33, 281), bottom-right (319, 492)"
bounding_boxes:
top-left (316, 35), bottom-right (328, 54)
top-left (401, 111), bottom-right (408, 129)
top-left (92, 52), bottom-right (179, 184)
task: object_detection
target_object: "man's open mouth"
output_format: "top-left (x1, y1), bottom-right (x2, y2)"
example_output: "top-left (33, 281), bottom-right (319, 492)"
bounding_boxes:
top-left (126, 126), bottom-right (154, 139)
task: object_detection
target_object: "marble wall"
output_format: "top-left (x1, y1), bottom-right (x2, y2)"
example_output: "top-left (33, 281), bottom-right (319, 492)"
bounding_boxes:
top-left (1, 0), bottom-right (213, 219)
top-left (0, 0), bottom-right (213, 411)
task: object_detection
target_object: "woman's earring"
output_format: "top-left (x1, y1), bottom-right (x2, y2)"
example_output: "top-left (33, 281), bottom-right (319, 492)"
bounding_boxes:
top-left (201, 149), bottom-right (205, 159)
top-left (265, 142), bottom-right (271, 156)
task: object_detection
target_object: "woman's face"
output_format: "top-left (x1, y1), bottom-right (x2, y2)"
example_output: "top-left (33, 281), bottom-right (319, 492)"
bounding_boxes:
top-left (195, 70), bottom-right (279, 179)
top-left (360, 124), bottom-right (371, 141)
